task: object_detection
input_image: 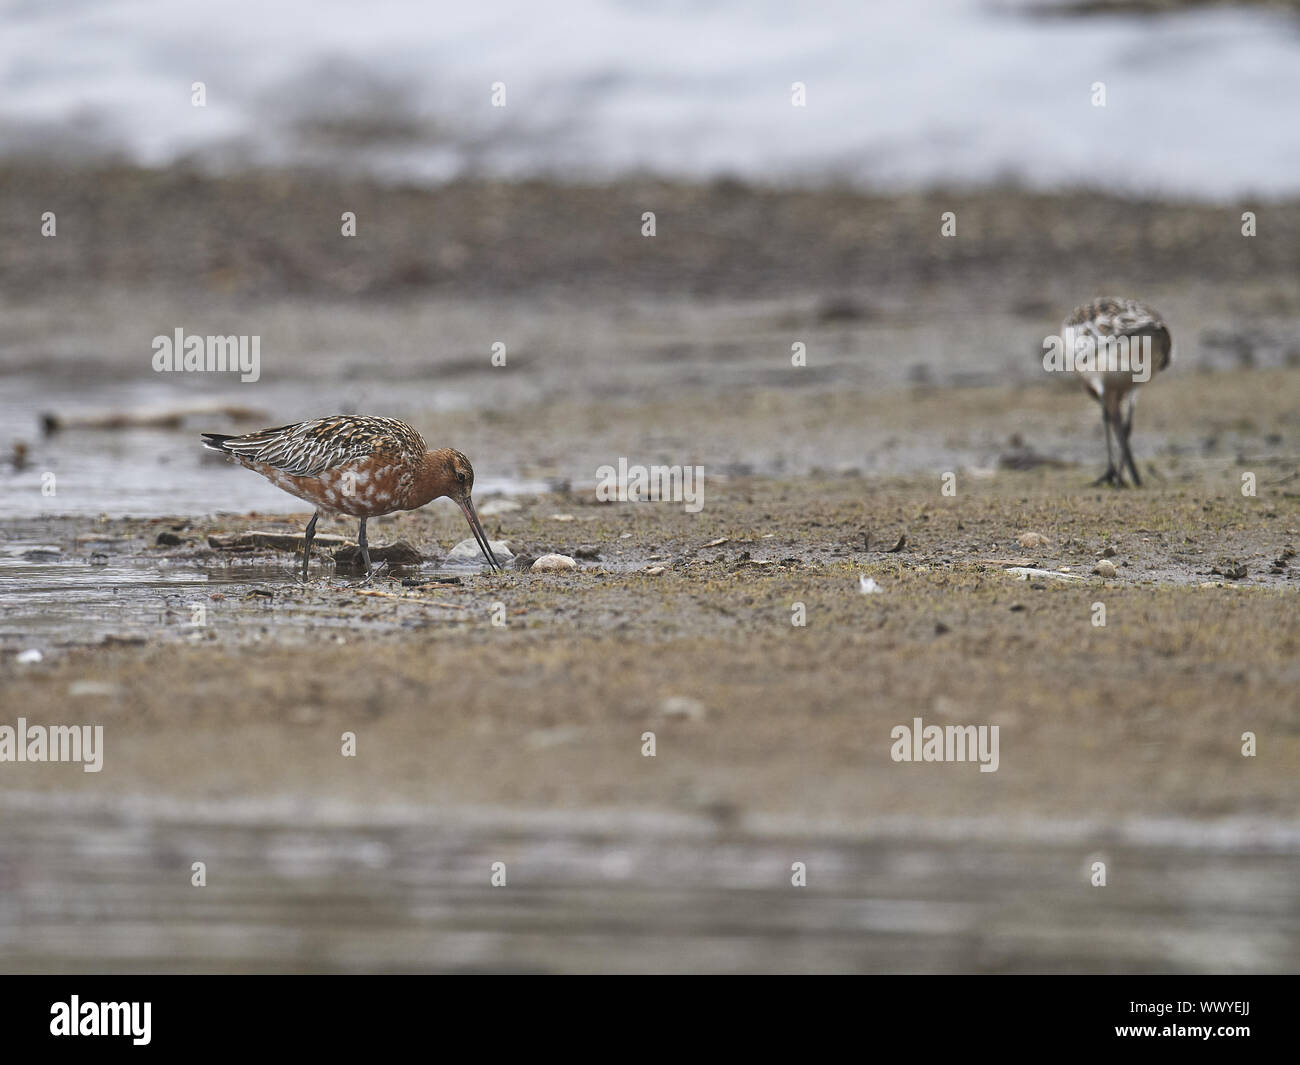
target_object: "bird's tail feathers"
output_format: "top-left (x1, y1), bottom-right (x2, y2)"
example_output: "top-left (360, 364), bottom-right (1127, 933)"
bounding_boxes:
top-left (201, 433), bottom-right (235, 454)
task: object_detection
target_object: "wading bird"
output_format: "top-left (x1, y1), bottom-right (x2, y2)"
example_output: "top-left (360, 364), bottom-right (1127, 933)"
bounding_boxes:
top-left (201, 415), bottom-right (501, 579)
top-left (1062, 297), bottom-right (1173, 487)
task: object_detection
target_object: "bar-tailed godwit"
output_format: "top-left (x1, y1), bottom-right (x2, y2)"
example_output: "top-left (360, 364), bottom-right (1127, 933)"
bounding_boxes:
top-left (201, 415), bottom-right (501, 579)
top-left (1063, 297), bottom-right (1173, 487)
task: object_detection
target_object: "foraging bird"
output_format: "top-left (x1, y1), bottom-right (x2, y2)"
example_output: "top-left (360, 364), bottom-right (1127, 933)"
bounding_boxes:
top-left (201, 415), bottom-right (501, 579)
top-left (1062, 297), bottom-right (1173, 487)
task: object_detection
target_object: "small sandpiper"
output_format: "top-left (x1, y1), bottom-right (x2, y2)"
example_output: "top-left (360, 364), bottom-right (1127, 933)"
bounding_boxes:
top-left (1062, 297), bottom-right (1173, 487)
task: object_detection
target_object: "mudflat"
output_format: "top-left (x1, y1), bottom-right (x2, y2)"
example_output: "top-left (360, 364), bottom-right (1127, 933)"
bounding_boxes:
top-left (2, 167), bottom-right (1298, 972)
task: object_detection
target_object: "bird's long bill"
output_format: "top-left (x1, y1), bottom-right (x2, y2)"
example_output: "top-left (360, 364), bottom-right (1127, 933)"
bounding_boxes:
top-left (459, 497), bottom-right (501, 572)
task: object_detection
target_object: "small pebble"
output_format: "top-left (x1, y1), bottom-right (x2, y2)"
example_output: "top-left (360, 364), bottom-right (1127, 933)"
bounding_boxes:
top-left (644, 565), bottom-right (666, 575)
top-left (532, 554), bottom-right (577, 572)
top-left (526, 726), bottom-right (584, 749)
top-left (477, 498), bottom-right (521, 516)
top-left (448, 538), bottom-right (514, 563)
top-left (1017, 531), bottom-right (1050, 548)
top-left (660, 696), bottom-right (706, 721)
top-left (17, 648), bottom-right (43, 664)
top-left (68, 680), bottom-right (120, 697)
top-left (1093, 560), bottom-right (1118, 578)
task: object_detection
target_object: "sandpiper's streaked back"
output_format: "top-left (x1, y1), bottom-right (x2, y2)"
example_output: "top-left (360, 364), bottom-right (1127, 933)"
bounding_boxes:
top-left (1062, 297), bottom-right (1173, 487)
top-left (201, 415), bottom-right (501, 579)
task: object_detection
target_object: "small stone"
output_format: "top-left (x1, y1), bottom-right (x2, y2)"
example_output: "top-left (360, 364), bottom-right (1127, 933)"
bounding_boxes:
top-left (526, 726), bottom-right (584, 749)
top-left (531, 554), bottom-right (577, 572)
top-left (644, 565), bottom-right (667, 575)
top-left (155, 531), bottom-right (183, 546)
top-left (931, 695), bottom-right (962, 716)
top-left (660, 696), bottom-right (706, 721)
top-left (1017, 531), bottom-right (1050, 548)
top-left (447, 538), bottom-right (514, 563)
top-left (68, 681), bottom-right (119, 697)
top-left (1093, 560), bottom-right (1118, 578)
top-left (550, 514), bottom-right (576, 522)
top-left (859, 575), bottom-right (883, 594)
top-left (1101, 546), bottom-right (1117, 558)
top-left (477, 498), bottom-right (521, 516)
top-left (17, 648), bottom-right (43, 664)
top-left (572, 545), bottom-right (602, 560)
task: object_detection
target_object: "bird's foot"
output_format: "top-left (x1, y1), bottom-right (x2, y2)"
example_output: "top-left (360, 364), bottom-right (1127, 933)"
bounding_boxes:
top-left (1092, 467), bottom-right (1126, 488)
top-left (359, 561), bottom-right (389, 587)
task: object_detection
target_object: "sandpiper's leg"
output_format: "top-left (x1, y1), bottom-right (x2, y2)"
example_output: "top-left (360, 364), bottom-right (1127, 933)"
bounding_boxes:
top-left (1092, 409), bottom-right (1122, 487)
top-left (302, 511), bottom-right (319, 582)
top-left (358, 517), bottom-right (371, 575)
top-left (1118, 399), bottom-right (1141, 486)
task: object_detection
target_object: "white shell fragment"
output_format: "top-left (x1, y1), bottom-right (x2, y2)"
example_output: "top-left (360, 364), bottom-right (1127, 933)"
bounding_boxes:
top-left (1005, 567), bottom-right (1084, 582)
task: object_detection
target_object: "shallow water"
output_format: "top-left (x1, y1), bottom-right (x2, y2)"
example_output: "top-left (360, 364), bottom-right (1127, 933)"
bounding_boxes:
top-left (4, 0), bottom-right (1300, 198)
top-left (0, 534), bottom-right (499, 647)
top-left (0, 375), bottom-right (550, 520)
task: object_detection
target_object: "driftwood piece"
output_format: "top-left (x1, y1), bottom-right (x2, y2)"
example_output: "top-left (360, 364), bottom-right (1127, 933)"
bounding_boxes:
top-left (208, 531), bottom-right (354, 553)
top-left (43, 404), bottom-right (267, 434)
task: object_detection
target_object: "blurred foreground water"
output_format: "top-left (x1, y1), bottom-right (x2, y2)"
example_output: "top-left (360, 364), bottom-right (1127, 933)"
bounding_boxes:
top-left (2, 794), bottom-right (1296, 973)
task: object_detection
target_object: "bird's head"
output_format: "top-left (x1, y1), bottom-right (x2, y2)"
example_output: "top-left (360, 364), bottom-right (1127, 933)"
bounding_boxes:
top-left (441, 449), bottom-right (501, 572)
top-left (443, 449), bottom-right (476, 504)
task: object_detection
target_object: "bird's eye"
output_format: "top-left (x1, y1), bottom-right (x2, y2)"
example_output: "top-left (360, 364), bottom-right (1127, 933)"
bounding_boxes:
top-left (457, 471), bottom-right (466, 483)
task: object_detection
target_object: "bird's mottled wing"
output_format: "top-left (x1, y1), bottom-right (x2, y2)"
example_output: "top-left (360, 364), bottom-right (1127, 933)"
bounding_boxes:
top-left (1064, 297), bottom-right (1166, 338)
top-left (217, 416), bottom-right (427, 476)
top-left (1063, 297), bottom-right (1173, 372)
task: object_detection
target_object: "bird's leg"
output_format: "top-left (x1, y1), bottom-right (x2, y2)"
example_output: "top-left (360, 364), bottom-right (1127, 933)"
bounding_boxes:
top-left (1092, 408), bottom-right (1122, 487)
top-left (357, 517), bottom-right (372, 575)
top-left (1117, 399), bottom-right (1142, 487)
top-left (301, 511), bottom-right (319, 582)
